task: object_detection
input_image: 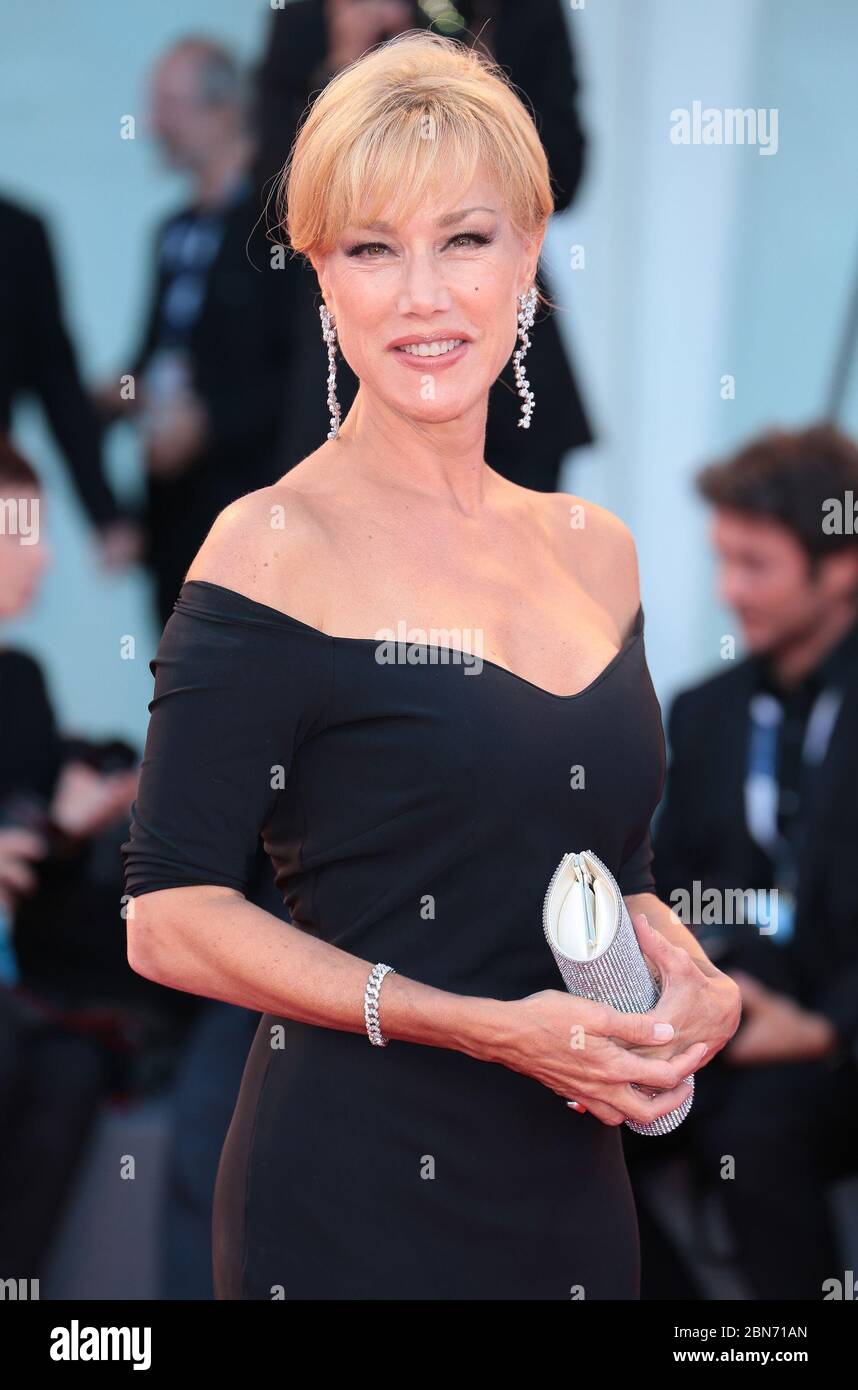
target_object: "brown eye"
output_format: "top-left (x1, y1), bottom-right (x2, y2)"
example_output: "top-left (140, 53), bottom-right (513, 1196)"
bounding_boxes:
top-left (347, 242), bottom-right (389, 258)
top-left (447, 232), bottom-right (491, 249)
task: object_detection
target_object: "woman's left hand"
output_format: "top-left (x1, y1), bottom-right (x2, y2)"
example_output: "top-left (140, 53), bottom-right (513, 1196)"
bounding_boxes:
top-left (622, 913), bottom-right (742, 1070)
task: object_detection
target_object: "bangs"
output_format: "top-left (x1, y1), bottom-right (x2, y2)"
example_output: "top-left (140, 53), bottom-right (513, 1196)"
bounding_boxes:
top-left (339, 110), bottom-right (487, 241)
top-left (277, 31), bottom-right (553, 260)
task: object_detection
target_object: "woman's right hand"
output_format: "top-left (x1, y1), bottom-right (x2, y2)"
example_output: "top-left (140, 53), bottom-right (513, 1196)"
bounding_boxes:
top-left (497, 989), bottom-right (707, 1127)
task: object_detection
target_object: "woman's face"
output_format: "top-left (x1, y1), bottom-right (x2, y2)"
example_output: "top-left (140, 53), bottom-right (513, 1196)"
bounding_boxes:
top-left (313, 165), bottom-right (541, 429)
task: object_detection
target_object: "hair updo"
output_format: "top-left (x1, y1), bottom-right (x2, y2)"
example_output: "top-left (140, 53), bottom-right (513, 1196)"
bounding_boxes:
top-left (276, 29), bottom-right (555, 275)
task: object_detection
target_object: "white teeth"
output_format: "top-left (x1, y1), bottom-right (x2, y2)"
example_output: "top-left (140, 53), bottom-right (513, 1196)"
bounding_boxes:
top-left (398, 339), bottom-right (464, 357)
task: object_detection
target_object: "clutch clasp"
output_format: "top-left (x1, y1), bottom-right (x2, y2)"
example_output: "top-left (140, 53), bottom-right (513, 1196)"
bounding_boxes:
top-left (572, 853), bottom-right (598, 955)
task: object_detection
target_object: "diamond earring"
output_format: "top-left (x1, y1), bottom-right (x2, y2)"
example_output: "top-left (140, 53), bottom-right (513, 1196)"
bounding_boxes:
top-left (513, 286), bottom-right (537, 429)
top-left (319, 302), bottom-right (341, 440)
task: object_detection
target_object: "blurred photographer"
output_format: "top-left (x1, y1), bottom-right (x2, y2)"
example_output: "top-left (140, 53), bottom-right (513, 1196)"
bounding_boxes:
top-left (0, 437), bottom-right (195, 1280)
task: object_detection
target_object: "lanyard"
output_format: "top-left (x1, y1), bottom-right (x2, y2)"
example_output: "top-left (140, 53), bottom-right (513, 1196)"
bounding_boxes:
top-left (744, 686), bottom-right (843, 943)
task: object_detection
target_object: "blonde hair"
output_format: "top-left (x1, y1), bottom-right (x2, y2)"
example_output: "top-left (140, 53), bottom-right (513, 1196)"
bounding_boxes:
top-left (275, 30), bottom-right (555, 271)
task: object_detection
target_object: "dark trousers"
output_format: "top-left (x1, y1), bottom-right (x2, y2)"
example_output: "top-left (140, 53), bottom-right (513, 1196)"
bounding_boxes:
top-left (161, 1001), bottom-right (259, 1299)
top-left (624, 1048), bottom-right (858, 1300)
top-left (0, 990), bottom-right (114, 1279)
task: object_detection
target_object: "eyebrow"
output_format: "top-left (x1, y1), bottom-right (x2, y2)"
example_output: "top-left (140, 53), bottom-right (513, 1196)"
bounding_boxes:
top-left (354, 207), bottom-right (498, 234)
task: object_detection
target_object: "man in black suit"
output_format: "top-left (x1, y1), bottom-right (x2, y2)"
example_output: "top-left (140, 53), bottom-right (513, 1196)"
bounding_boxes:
top-left (629, 425), bottom-right (858, 1300)
top-left (98, 39), bottom-right (296, 626)
top-left (253, 0), bottom-right (592, 492)
top-left (0, 195), bottom-right (140, 568)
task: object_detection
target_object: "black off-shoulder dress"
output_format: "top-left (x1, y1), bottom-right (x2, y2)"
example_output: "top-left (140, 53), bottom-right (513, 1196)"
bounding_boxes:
top-left (121, 578), bottom-right (666, 1300)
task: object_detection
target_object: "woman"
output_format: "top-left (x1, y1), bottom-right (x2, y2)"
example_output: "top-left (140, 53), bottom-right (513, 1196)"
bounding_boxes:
top-left (254, 0), bottom-right (593, 493)
top-left (122, 32), bottom-right (740, 1300)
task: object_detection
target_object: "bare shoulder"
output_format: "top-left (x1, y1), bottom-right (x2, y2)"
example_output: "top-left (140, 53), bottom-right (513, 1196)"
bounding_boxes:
top-left (183, 477), bottom-right (332, 622)
top-left (546, 490), bottom-right (641, 635)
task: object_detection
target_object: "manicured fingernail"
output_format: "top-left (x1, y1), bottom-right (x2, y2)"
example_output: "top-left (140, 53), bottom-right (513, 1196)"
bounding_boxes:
top-left (653, 1022), bottom-right (674, 1039)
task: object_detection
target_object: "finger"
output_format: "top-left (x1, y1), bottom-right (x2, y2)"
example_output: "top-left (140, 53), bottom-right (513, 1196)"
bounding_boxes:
top-left (573, 1096), bottom-right (627, 1126)
top-left (622, 1034), bottom-right (709, 1068)
top-left (604, 1038), bottom-right (707, 1090)
top-left (672, 1039), bottom-right (711, 1073)
top-left (613, 1076), bottom-right (694, 1126)
top-left (633, 914), bottom-right (691, 975)
top-left (596, 1004), bottom-right (676, 1048)
top-left (631, 912), bottom-right (675, 958)
top-left (629, 1039), bottom-right (708, 1087)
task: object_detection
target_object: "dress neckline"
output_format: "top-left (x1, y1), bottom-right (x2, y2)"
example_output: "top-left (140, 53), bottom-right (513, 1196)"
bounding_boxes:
top-left (177, 578), bottom-right (644, 703)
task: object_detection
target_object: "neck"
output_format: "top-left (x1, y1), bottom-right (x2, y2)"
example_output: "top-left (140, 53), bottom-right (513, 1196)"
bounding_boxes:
top-left (334, 388), bottom-right (497, 517)
top-left (193, 135), bottom-right (252, 210)
top-left (767, 600), bottom-right (858, 688)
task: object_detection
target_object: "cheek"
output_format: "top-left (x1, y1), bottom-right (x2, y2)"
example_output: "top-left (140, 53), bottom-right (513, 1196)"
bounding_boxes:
top-left (463, 269), bottom-right (512, 317)
top-left (329, 279), bottom-right (386, 365)
top-left (484, 308), bottom-right (520, 376)
top-left (474, 279), bottom-right (519, 349)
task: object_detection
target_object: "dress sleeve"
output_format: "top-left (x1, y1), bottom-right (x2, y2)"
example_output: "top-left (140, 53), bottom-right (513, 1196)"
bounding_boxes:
top-left (616, 827), bottom-right (658, 897)
top-left (121, 582), bottom-right (331, 899)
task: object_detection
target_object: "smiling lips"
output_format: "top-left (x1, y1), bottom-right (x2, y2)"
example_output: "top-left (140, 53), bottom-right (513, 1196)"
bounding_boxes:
top-left (397, 338), bottom-right (464, 357)
top-left (389, 334), bottom-right (470, 368)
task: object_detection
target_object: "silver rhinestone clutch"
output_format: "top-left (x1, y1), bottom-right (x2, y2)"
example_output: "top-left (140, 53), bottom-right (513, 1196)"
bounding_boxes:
top-left (542, 848), bottom-right (694, 1136)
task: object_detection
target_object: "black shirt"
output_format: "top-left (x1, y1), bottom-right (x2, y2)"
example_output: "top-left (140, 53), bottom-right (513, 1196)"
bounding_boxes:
top-left (751, 615), bottom-right (858, 876)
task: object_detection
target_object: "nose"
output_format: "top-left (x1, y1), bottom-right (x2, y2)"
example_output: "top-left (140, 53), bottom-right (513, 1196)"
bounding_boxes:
top-left (718, 565), bottom-right (745, 612)
top-left (396, 252), bottom-right (452, 318)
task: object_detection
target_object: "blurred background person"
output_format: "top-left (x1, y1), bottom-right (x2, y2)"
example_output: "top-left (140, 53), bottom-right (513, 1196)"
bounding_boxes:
top-left (626, 424), bottom-right (858, 1300)
top-left (0, 437), bottom-right (199, 1282)
top-left (95, 36), bottom-right (296, 628)
top-left (0, 428), bottom-right (276, 1295)
top-left (253, 0), bottom-right (593, 493)
top-left (0, 194), bottom-right (142, 572)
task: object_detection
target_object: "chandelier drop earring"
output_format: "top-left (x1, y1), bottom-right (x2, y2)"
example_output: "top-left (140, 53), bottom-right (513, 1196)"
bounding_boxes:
top-left (512, 285), bottom-right (537, 429)
top-left (319, 302), bottom-right (341, 439)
